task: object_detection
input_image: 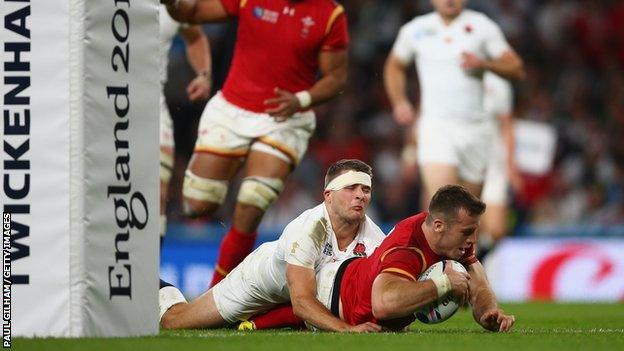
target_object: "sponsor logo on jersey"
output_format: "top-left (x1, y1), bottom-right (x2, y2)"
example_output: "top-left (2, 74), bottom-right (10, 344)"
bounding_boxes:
top-left (253, 6), bottom-right (279, 24)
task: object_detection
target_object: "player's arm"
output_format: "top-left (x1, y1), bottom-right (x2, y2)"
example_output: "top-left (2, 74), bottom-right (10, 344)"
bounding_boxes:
top-left (371, 257), bottom-right (470, 320)
top-left (371, 273), bottom-right (437, 320)
top-left (163, 0), bottom-right (230, 24)
top-left (383, 54), bottom-right (417, 125)
top-left (180, 26), bottom-right (212, 101)
top-left (498, 111), bottom-right (522, 191)
top-left (466, 261), bottom-right (515, 332)
top-left (462, 49), bottom-right (525, 81)
top-left (481, 50), bottom-right (525, 81)
top-left (264, 50), bottom-right (348, 119)
top-left (286, 264), bottom-right (381, 333)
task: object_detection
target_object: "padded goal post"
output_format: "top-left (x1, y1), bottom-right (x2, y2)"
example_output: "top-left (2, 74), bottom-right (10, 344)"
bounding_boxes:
top-left (1, 0), bottom-right (160, 337)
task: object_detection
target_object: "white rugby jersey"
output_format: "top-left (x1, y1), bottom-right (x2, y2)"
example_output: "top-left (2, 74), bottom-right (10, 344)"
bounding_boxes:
top-left (244, 203), bottom-right (385, 303)
top-left (484, 71), bottom-right (513, 118)
top-left (159, 6), bottom-right (182, 83)
top-left (392, 9), bottom-right (511, 122)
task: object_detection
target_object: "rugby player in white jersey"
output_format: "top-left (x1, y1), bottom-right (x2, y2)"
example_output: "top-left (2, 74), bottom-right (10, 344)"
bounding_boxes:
top-left (159, 159), bottom-right (385, 332)
top-left (159, 5), bottom-right (212, 244)
top-left (384, 0), bottom-right (525, 207)
top-left (478, 72), bottom-right (520, 260)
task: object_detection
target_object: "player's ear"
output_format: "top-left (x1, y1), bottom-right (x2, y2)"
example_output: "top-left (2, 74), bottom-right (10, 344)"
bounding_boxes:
top-left (433, 218), bottom-right (445, 233)
top-left (323, 189), bottom-right (332, 203)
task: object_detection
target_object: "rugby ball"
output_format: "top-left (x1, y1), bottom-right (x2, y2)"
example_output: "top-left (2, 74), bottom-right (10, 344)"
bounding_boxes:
top-left (415, 260), bottom-right (467, 324)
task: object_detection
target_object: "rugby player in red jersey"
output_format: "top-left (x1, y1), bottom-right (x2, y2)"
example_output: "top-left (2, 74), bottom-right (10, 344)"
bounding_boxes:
top-left (246, 185), bottom-right (515, 332)
top-left (163, 0), bottom-right (350, 286)
top-left (325, 184), bottom-right (515, 332)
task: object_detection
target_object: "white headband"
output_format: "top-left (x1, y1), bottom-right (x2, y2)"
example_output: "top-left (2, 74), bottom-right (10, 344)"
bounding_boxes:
top-left (324, 171), bottom-right (372, 191)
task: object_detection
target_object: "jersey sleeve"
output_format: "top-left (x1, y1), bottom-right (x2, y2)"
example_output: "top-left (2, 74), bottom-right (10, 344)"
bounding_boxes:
top-left (379, 247), bottom-right (426, 281)
top-left (458, 244), bottom-right (478, 266)
top-left (321, 5), bottom-right (349, 51)
top-left (482, 16), bottom-right (511, 59)
top-left (391, 23), bottom-right (416, 64)
top-left (282, 221), bottom-right (322, 269)
top-left (218, 0), bottom-right (242, 17)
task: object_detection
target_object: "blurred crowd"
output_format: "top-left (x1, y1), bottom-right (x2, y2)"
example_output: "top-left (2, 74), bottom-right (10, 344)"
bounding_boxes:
top-left (163, 0), bottom-right (624, 236)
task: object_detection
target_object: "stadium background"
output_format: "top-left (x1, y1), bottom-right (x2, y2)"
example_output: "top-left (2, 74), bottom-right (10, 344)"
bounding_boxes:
top-left (160, 0), bottom-right (624, 301)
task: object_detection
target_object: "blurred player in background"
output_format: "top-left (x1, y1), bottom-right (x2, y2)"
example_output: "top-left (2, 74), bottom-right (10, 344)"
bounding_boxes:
top-left (315, 185), bottom-right (515, 332)
top-left (159, 159), bottom-right (385, 332)
top-left (163, 0), bottom-right (350, 287)
top-left (478, 72), bottom-right (521, 260)
top-left (159, 5), bottom-right (212, 245)
top-left (384, 0), bottom-right (525, 208)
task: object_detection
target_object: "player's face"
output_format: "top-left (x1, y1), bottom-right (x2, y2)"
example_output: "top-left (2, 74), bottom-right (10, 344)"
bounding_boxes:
top-left (438, 208), bottom-right (479, 260)
top-left (327, 183), bottom-right (371, 224)
top-left (431, 0), bottom-right (466, 19)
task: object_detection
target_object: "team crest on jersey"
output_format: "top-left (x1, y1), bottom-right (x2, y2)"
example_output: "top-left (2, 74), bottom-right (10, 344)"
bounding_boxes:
top-left (253, 6), bottom-right (279, 24)
top-left (301, 16), bottom-right (315, 38)
top-left (322, 242), bottom-right (333, 256)
top-left (352, 242), bottom-right (367, 257)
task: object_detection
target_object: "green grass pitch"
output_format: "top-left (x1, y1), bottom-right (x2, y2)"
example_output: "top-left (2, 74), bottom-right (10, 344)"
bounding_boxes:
top-left (13, 303), bottom-right (624, 351)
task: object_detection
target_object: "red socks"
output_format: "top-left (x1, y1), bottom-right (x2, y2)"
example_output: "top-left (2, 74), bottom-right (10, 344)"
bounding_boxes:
top-left (250, 304), bottom-right (305, 330)
top-left (210, 226), bottom-right (257, 287)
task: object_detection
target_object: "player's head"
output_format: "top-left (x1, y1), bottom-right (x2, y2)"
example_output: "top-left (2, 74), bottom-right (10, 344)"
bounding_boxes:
top-left (323, 159), bottom-right (373, 224)
top-left (430, 0), bottom-right (466, 19)
top-left (426, 185), bottom-right (485, 259)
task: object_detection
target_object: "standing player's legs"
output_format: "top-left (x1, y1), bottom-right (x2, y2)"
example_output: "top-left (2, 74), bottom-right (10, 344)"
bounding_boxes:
top-left (183, 152), bottom-right (243, 217)
top-left (478, 140), bottom-right (509, 260)
top-left (210, 148), bottom-right (292, 286)
top-left (160, 146), bottom-right (173, 244)
top-left (417, 118), bottom-right (488, 209)
top-left (160, 94), bottom-right (175, 245)
top-left (419, 163), bottom-right (459, 209)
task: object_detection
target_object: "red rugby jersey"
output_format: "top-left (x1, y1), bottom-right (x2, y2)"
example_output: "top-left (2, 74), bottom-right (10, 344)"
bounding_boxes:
top-left (219, 0), bottom-right (349, 113)
top-left (339, 213), bottom-right (478, 329)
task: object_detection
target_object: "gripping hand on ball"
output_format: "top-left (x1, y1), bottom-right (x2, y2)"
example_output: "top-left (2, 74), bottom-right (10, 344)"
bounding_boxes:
top-left (444, 261), bottom-right (470, 306)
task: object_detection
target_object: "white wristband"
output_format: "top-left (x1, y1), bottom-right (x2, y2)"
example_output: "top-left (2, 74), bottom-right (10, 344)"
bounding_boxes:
top-left (431, 274), bottom-right (451, 298)
top-left (295, 91), bottom-right (312, 109)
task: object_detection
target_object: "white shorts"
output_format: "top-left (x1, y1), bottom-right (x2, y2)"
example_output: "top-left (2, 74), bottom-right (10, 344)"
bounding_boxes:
top-left (195, 92), bottom-right (316, 165)
top-left (417, 117), bottom-right (495, 183)
top-left (159, 91), bottom-right (174, 149)
top-left (211, 242), bottom-right (290, 324)
top-left (482, 131), bottom-right (508, 205)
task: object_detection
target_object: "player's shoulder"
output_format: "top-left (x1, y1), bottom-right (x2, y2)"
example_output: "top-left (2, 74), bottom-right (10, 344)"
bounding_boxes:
top-left (286, 203), bottom-right (325, 227)
top-left (310, 0), bottom-right (346, 15)
top-left (394, 212), bottom-right (426, 231)
top-left (401, 12), bottom-right (436, 31)
top-left (463, 9), bottom-right (500, 29)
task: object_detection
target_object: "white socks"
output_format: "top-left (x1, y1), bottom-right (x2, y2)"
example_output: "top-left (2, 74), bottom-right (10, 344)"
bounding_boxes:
top-left (159, 286), bottom-right (187, 321)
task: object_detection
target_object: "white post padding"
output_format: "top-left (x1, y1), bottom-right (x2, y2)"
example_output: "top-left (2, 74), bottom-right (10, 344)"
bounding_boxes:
top-left (1, 0), bottom-right (160, 337)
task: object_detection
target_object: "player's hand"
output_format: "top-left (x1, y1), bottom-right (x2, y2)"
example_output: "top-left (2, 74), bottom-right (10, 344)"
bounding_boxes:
top-left (346, 322), bottom-right (382, 333)
top-left (460, 52), bottom-right (484, 71)
top-left (479, 308), bottom-right (515, 332)
top-left (186, 74), bottom-right (211, 102)
top-left (264, 88), bottom-right (300, 122)
top-left (444, 261), bottom-right (470, 306)
top-left (392, 101), bottom-right (416, 125)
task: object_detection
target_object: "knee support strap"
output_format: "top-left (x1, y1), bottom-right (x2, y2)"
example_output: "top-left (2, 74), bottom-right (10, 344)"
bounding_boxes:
top-left (237, 176), bottom-right (284, 211)
top-left (183, 170), bottom-right (229, 204)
